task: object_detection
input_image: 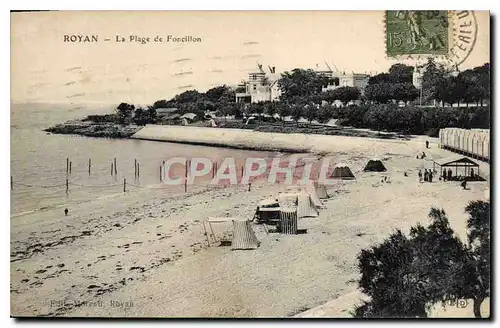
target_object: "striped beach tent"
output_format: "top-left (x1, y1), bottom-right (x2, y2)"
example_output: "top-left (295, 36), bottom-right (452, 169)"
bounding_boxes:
top-left (204, 217), bottom-right (260, 250)
top-left (305, 183), bottom-right (325, 209)
top-left (314, 181), bottom-right (329, 199)
top-left (231, 219), bottom-right (260, 250)
top-left (279, 210), bottom-right (298, 235)
top-left (278, 192), bottom-right (319, 218)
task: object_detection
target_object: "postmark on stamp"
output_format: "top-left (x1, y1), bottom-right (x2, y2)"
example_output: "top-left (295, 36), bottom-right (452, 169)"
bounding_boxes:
top-left (386, 11), bottom-right (449, 56)
top-left (386, 10), bottom-right (478, 66)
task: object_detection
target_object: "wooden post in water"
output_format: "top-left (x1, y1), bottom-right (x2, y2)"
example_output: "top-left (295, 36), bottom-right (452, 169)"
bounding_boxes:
top-left (114, 158), bottom-right (117, 175)
top-left (66, 158), bottom-right (69, 175)
top-left (10, 176), bottom-right (13, 190)
top-left (123, 178), bottom-right (126, 192)
top-left (88, 159), bottom-right (91, 176)
top-left (111, 163), bottom-right (114, 176)
top-left (66, 178), bottom-right (69, 194)
top-left (69, 161), bottom-right (72, 174)
top-left (137, 163), bottom-right (140, 177)
top-left (134, 159), bottom-right (137, 178)
top-left (160, 165), bottom-right (163, 182)
top-left (184, 160), bottom-right (189, 193)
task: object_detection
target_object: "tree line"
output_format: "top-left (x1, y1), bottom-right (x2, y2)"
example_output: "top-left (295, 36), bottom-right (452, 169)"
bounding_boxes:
top-left (108, 59), bottom-right (489, 133)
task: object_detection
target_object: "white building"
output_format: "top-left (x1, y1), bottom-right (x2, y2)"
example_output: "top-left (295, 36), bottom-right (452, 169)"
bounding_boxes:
top-left (235, 64), bottom-right (281, 103)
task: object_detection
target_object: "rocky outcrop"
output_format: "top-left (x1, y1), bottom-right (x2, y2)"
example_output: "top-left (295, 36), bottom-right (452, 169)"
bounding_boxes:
top-left (44, 120), bottom-right (141, 139)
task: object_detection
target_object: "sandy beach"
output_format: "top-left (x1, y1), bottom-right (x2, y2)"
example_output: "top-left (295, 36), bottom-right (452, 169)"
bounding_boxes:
top-left (10, 133), bottom-right (490, 318)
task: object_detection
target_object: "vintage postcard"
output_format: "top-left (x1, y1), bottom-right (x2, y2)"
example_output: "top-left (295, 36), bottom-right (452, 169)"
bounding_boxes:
top-left (10, 11), bottom-right (490, 318)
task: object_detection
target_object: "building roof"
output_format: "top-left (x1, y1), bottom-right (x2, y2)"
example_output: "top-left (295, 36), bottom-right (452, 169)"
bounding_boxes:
top-left (155, 108), bottom-right (178, 115)
top-left (434, 156), bottom-right (479, 167)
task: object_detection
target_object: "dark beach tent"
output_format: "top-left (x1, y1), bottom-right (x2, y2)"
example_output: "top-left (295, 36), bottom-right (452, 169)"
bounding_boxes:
top-left (363, 158), bottom-right (387, 172)
top-left (331, 164), bottom-right (356, 180)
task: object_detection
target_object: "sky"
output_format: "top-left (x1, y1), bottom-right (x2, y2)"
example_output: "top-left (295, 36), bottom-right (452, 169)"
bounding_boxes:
top-left (11, 11), bottom-right (490, 105)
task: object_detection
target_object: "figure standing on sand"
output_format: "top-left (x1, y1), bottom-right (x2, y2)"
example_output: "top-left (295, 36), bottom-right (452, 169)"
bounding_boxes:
top-left (442, 169), bottom-right (447, 181)
top-left (424, 169), bottom-right (428, 182)
top-left (461, 179), bottom-right (468, 190)
top-left (64, 208), bottom-right (69, 216)
top-left (418, 170), bottom-right (422, 182)
top-left (428, 170), bottom-right (433, 183)
top-left (426, 140), bottom-right (429, 149)
top-left (447, 168), bottom-right (452, 181)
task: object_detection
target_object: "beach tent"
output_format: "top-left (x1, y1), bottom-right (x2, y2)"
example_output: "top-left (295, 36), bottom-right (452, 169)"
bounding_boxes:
top-left (231, 219), bottom-right (261, 250)
top-left (253, 198), bottom-right (280, 224)
top-left (203, 217), bottom-right (260, 250)
top-left (314, 182), bottom-right (329, 199)
top-left (278, 192), bottom-right (319, 218)
top-left (304, 183), bottom-right (325, 209)
top-left (331, 164), bottom-right (356, 180)
top-left (279, 210), bottom-right (298, 235)
top-left (363, 158), bottom-right (387, 172)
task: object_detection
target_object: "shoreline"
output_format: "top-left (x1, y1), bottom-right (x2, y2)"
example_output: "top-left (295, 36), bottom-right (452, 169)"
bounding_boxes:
top-left (131, 125), bottom-right (411, 155)
top-left (43, 119), bottom-right (407, 152)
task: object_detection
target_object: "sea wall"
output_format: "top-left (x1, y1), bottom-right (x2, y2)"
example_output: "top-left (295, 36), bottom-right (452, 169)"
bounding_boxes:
top-left (131, 124), bottom-right (406, 156)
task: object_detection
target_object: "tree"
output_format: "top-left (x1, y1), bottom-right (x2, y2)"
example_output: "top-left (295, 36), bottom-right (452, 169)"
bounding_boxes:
top-left (172, 90), bottom-right (201, 103)
top-left (317, 104), bottom-right (334, 124)
top-left (278, 69), bottom-right (332, 102)
top-left (303, 102), bottom-right (318, 124)
top-left (464, 201), bottom-right (490, 318)
top-left (421, 58), bottom-right (449, 104)
top-left (388, 63), bottom-right (414, 84)
top-left (330, 86), bottom-right (360, 106)
top-left (276, 102), bottom-right (291, 124)
top-left (354, 202), bottom-right (490, 318)
top-left (263, 101), bottom-right (278, 119)
top-left (392, 83), bottom-right (419, 104)
top-left (115, 102), bottom-right (135, 125)
top-left (365, 84), bottom-right (392, 104)
top-left (290, 104), bottom-right (304, 125)
top-left (146, 106), bottom-right (157, 123)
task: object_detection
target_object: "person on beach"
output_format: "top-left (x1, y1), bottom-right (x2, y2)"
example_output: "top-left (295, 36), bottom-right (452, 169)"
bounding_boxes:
top-left (461, 179), bottom-right (468, 190)
top-left (64, 208), bottom-right (69, 216)
top-left (470, 168), bottom-right (475, 179)
top-left (442, 169), bottom-right (447, 181)
top-left (426, 140), bottom-right (429, 149)
top-left (421, 151), bottom-right (426, 159)
top-left (418, 170), bottom-right (422, 182)
top-left (447, 168), bottom-right (452, 181)
top-left (424, 169), bottom-right (428, 182)
top-left (429, 171), bottom-right (433, 183)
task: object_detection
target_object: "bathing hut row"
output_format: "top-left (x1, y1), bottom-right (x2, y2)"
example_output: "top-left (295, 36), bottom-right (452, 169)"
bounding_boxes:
top-left (439, 128), bottom-right (490, 162)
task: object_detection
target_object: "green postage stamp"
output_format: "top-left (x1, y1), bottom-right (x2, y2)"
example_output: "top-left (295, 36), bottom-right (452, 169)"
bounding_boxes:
top-left (386, 11), bottom-right (450, 56)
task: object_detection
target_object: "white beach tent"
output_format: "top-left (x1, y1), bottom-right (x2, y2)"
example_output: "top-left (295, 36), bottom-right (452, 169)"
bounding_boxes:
top-left (304, 182), bottom-right (325, 209)
top-left (278, 191), bottom-right (319, 219)
top-left (203, 217), bottom-right (260, 250)
top-left (314, 181), bottom-right (329, 199)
